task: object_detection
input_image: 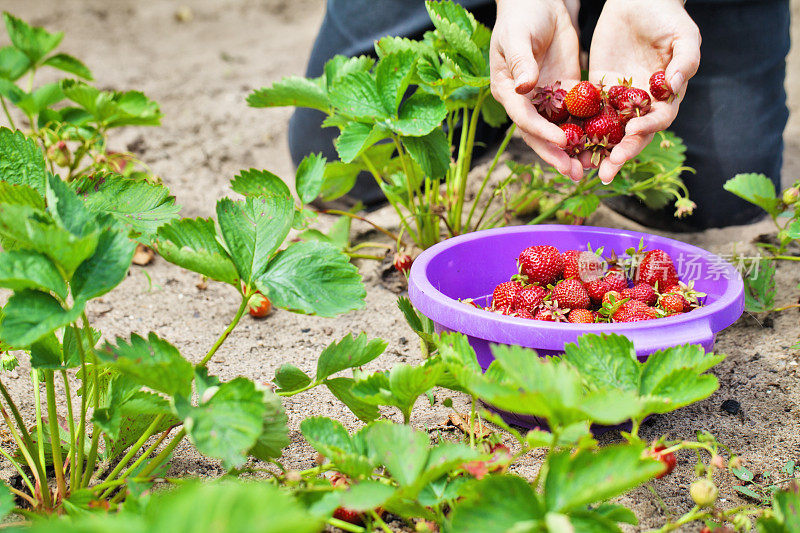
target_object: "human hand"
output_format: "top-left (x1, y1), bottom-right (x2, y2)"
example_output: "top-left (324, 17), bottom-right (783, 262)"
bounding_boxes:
top-left (490, 0), bottom-right (583, 180)
top-left (588, 0), bottom-right (700, 183)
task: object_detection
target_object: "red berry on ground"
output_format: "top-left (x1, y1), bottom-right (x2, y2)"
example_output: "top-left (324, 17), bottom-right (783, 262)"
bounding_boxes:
top-left (532, 82), bottom-right (569, 124)
top-left (568, 308), bottom-right (595, 323)
top-left (647, 445), bottom-right (677, 478)
top-left (393, 252), bottom-right (413, 274)
top-left (513, 285), bottom-right (548, 312)
top-left (551, 279), bottom-right (591, 309)
top-left (649, 70), bottom-right (675, 102)
top-left (492, 281), bottom-right (522, 310)
top-left (518, 245), bottom-right (564, 285)
top-left (564, 81), bottom-right (602, 118)
top-left (637, 249), bottom-right (679, 288)
top-left (248, 292), bottom-right (272, 318)
top-left (560, 123), bottom-right (586, 155)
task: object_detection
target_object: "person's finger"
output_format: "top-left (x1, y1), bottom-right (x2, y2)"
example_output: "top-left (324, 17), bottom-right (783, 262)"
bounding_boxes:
top-left (520, 131), bottom-right (573, 176)
top-left (665, 33), bottom-right (701, 94)
top-left (499, 32), bottom-right (540, 94)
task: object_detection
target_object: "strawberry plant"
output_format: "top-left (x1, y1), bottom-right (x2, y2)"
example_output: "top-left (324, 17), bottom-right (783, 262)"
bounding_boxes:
top-left (0, 13), bottom-right (161, 182)
top-left (248, 1), bottom-right (695, 250)
top-left (0, 127), bottom-right (364, 514)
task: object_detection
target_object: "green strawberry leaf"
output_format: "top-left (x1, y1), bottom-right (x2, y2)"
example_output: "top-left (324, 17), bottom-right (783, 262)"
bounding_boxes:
top-left (544, 443), bottom-right (663, 512)
top-left (71, 227), bottom-right (135, 302)
top-left (295, 153), bottom-right (327, 204)
top-left (0, 250), bottom-right (67, 298)
top-left (255, 240), bottom-right (365, 317)
top-left (449, 476), bottom-right (545, 533)
top-left (155, 217), bottom-right (239, 286)
top-left (100, 332), bottom-right (193, 397)
top-left (72, 173), bottom-right (180, 239)
top-left (175, 377), bottom-right (267, 469)
top-left (41, 53), bottom-right (92, 80)
top-left (230, 168), bottom-right (292, 199)
top-left (316, 333), bottom-right (387, 382)
top-left (3, 13), bottom-right (63, 65)
top-left (723, 173), bottom-right (783, 218)
top-left (0, 289), bottom-right (83, 347)
top-left (0, 127), bottom-right (48, 194)
top-left (401, 128), bottom-right (450, 179)
top-left (325, 377), bottom-right (380, 423)
top-left (247, 76), bottom-right (329, 112)
top-left (247, 389), bottom-right (290, 462)
top-left (216, 195), bottom-right (294, 286)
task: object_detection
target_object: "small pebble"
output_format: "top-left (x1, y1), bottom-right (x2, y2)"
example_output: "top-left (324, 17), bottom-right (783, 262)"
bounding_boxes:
top-left (721, 399), bottom-right (740, 415)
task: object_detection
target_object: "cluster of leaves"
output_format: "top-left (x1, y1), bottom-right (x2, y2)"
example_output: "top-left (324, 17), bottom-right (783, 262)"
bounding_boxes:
top-left (249, 1), bottom-right (694, 251)
top-left (0, 126), bottom-right (364, 514)
top-left (0, 13), bottom-right (161, 182)
top-left (723, 173), bottom-right (800, 315)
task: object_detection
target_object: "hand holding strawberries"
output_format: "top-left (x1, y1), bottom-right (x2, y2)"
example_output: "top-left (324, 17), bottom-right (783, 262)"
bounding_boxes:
top-left (490, 0), bottom-right (583, 181)
top-left (588, 0), bottom-right (701, 183)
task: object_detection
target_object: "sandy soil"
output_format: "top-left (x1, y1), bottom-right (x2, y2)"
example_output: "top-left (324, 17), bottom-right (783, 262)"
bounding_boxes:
top-left (1, 1), bottom-right (800, 531)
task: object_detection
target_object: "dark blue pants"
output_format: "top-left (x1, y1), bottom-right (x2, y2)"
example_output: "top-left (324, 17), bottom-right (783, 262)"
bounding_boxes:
top-left (289, 0), bottom-right (790, 229)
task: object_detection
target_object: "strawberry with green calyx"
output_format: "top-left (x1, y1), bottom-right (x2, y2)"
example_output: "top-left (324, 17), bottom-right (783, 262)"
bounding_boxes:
top-left (513, 284), bottom-right (548, 312)
top-left (518, 245), bottom-right (564, 285)
top-left (649, 70), bottom-right (675, 102)
top-left (568, 308), bottom-right (596, 323)
top-left (532, 82), bottom-right (569, 124)
top-left (560, 123), bottom-right (586, 155)
top-left (247, 291), bottom-right (272, 318)
top-left (564, 81), bottom-right (602, 118)
top-left (551, 279), bottom-right (591, 309)
top-left (492, 281), bottom-right (522, 310)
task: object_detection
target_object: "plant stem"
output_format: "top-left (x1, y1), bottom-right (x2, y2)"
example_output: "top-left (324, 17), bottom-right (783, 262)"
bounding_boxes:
top-left (44, 373), bottom-right (67, 500)
top-left (327, 518), bottom-right (365, 533)
top-left (99, 414), bottom-right (165, 499)
top-left (61, 370), bottom-right (77, 491)
top-left (0, 97), bottom-right (16, 130)
top-left (467, 124), bottom-right (515, 230)
top-left (199, 296), bottom-right (249, 367)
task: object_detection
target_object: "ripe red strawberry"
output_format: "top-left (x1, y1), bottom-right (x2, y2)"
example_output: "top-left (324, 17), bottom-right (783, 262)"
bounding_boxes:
top-left (393, 252), bottom-right (413, 274)
top-left (636, 249), bottom-right (679, 287)
top-left (248, 292), bottom-right (272, 318)
top-left (560, 123), bottom-right (585, 155)
top-left (492, 281), bottom-right (521, 310)
top-left (513, 308), bottom-right (535, 319)
top-left (333, 507), bottom-right (364, 526)
top-left (585, 106), bottom-right (624, 146)
top-left (551, 279), bottom-right (591, 309)
top-left (532, 82), bottom-right (569, 124)
top-left (568, 308), bottom-right (595, 323)
top-left (646, 444), bottom-right (677, 478)
top-left (563, 250), bottom-right (603, 281)
top-left (513, 285), bottom-right (548, 312)
top-left (621, 283), bottom-right (657, 306)
top-left (659, 292), bottom-right (685, 314)
top-left (616, 87), bottom-right (651, 122)
top-left (607, 78), bottom-right (632, 109)
top-left (518, 245), bottom-right (564, 285)
top-left (604, 270), bottom-right (628, 293)
top-left (649, 70), bottom-right (675, 102)
top-left (584, 278), bottom-right (611, 304)
top-left (564, 81), bottom-right (602, 118)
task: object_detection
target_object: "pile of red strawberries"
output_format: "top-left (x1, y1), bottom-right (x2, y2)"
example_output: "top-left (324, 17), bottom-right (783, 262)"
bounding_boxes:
top-left (532, 71), bottom-right (675, 165)
top-left (467, 244), bottom-right (704, 323)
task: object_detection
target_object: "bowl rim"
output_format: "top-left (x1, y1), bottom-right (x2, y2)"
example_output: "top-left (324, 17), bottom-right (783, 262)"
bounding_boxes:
top-left (408, 224), bottom-right (745, 343)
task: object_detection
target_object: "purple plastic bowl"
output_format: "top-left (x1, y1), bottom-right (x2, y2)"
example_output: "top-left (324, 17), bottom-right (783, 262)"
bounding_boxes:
top-left (408, 225), bottom-right (744, 428)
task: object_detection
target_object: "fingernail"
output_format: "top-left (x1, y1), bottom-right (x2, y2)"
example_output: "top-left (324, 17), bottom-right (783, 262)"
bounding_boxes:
top-left (669, 72), bottom-right (685, 94)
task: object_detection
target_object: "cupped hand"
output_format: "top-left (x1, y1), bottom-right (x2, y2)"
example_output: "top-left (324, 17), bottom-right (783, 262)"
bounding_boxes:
top-left (588, 0), bottom-right (701, 183)
top-left (490, 0), bottom-right (583, 180)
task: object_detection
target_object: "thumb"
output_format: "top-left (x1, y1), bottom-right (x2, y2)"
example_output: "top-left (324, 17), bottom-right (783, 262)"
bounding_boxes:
top-left (503, 40), bottom-right (539, 94)
top-left (665, 36), bottom-right (701, 95)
